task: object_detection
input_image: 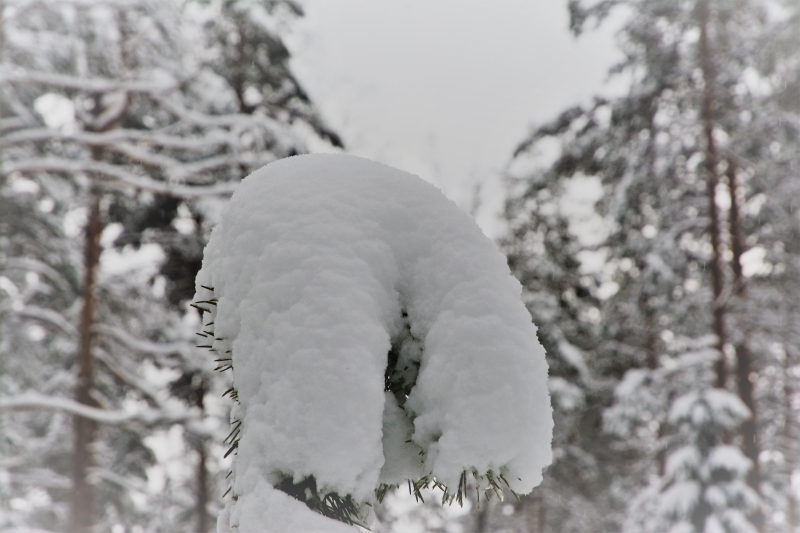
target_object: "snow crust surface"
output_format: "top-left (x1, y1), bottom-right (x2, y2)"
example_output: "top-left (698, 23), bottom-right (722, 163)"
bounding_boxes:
top-left (196, 154), bottom-right (552, 532)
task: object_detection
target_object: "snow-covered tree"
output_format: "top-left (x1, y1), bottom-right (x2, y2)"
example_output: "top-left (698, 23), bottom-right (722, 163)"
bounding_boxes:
top-left (193, 153), bottom-right (553, 532)
top-left (502, 139), bottom-right (626, 533)
top-left (503, 0), bottom-right (800, 531)
top-left (624, 387), bottom-right (759, 533)
top-left (0, 1), bottom-right (338, 531)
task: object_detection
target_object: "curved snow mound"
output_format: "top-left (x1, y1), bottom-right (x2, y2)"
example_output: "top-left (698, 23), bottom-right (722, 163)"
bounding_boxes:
top-left (196, 154), bottom-right (552, 532)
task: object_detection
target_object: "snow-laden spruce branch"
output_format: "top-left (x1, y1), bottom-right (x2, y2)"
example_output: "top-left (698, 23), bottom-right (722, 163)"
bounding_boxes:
top-left (3, 158), bottom-right (239, 198)
top-left (195, 154), bottom-right (553, 532)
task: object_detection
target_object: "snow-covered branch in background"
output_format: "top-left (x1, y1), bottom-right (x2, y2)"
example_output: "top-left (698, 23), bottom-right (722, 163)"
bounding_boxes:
top-left (0, 127), bottom-right (229, 152)
top-left (15, 306), bottom-right (77, 337)
top-left (0, 392), bottom-right (213, 437)
top-left (0, 66), bottom-right (178, 94)
top-left (0, 527), bottom-right (62, 533)
top-left (2, 131), bottom-right (276, 182)
top-left (3, 158), bottom-right (239, 198)
top-left (94, 323), bottom-right (193, 359)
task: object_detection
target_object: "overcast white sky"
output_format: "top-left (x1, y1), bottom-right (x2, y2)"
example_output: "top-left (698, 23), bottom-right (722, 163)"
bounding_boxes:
top-left (288, 1), bottom-right (626, 237)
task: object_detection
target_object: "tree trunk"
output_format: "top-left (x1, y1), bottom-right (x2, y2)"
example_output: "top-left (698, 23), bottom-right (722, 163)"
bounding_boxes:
top-left (70, 186), bottom-right (103, 533)
top-left (644, 310), bottom-right (667, 475)
top-left (474, 497), bottom-right (489, 533)
top-left (784, 344), bottom-right (797, 533)
top-left (697, 0), bottom-right (728, 390)
top-left (196, 378), bottom-right (209, 533)
top-left (521, 488), bottom-right (546, 533)
top-left (726, 160), bottom-right (746, 294)
top-left (69, 81), bottom-right (128, 532)
top-left (726, 159), bottom-right (761, 489)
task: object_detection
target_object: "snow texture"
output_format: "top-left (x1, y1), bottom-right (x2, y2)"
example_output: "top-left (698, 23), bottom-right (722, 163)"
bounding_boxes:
top-left (195, 154), bottom-right (552, 532)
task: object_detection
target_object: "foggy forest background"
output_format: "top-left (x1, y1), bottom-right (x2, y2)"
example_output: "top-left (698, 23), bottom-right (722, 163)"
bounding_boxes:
top-left (2, 1), bottom-right (800, 532)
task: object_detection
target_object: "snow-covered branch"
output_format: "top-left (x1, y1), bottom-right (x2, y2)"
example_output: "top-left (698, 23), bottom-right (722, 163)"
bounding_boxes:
top-left (0, 392), bottom-right (203, 428)
top-left (14, 305), bottom-right (77, 337)
top-left (3, 158), bottom-right (239, 198)
top-left (1, 393), bottom-right (146, 424)
top-left (0, 66), bottom-right (177, 94)
top-left (153, 94), bottom-right (305, 151)
top-left (1, 127), bottom-right (229, 152)
top-left (2, 257), bottom-right (71, 293)
top-left (0, 527), bottom-right (62, 533)
top-left (94, 348), bottom-right (172, 408)
top-left (95, 323), bottom-right (193, 359)
top-left (2, 128), bottom-right (245, 181)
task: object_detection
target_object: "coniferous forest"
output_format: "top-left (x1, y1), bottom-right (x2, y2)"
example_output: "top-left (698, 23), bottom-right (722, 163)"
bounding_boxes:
top-left (2, 1), bottom-right (799, 533)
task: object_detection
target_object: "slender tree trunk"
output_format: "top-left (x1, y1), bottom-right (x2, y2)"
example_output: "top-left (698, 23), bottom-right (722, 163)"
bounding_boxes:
top-left (697, 0), bottom-right (728, 390)
top-left (522, 488), bottom-right (546, 533)
top-left (727, 160), bottom-right (746, 293)
top-left (196, 379), bottom-right (209, 533)
top-left (644, 310), bottom-right (658, 371)
top-left (726, 159), bottom-right (764, 531)
top-left (474, 496), bottom-right (490, 533)
top-left (644, 310), bottom-right (667, 475)
top-left (71, 185), bottom-right (103, 533)
top-left (726, 160), bottom-right (760, 485)
top-left (784, 344), bottom-right (798, 533)
top-left (68, 62), bottom-right (128, 528)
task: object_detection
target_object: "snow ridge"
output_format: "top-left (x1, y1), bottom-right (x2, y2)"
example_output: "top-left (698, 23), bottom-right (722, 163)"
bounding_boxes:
top-left (194, 154), bottom-right (552, 532)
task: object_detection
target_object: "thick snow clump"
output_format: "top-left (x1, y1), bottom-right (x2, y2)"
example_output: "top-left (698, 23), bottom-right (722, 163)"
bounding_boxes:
top-left (195, 154), bottom-right (552, 532)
